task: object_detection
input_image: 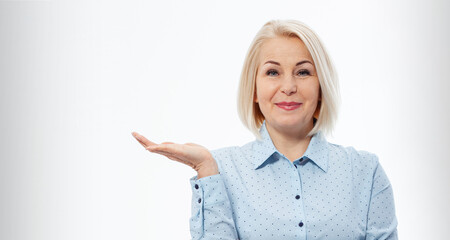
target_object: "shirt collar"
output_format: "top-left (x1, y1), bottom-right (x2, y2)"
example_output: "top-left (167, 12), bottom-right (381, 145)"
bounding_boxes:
top-left (252, 120), bottom-right (329, 172)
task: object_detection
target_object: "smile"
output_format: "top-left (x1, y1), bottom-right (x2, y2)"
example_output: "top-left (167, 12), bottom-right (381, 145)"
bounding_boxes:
top-left (275, 103), bottom-right (302, 111)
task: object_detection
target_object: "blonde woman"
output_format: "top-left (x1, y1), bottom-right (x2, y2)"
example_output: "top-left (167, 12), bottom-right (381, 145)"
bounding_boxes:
top-left (132, 19), bottom-right (398, 240)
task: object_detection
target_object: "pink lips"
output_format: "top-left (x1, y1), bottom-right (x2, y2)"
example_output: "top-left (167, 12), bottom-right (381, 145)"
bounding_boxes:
top-left (275, 102), bottom-right (302, 111)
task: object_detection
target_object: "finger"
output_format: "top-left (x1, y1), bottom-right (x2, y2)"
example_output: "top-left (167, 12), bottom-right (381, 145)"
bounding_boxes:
top-left (151, 150), bottom-right (175, 158)
top-left (161, 142), bottom-right (175, 145)
top-left (147, 147), bottom-right (189, 165)
top-left (131, 132), bottom-right (158, 148)
top-left (150, 150), bottom-right (194, 168)
top-left (186, 143), bottom-right (204, 148)
top-left (146, 147), bottom-right (172, 155)
top-left (185, 142), bottom-right (201, 147)
top-left (146, 143), bottom-right (185, 157)
top-left (134, 137), bottom-right (148, 148)
top-left (131, 132), bottom-right (146, 147)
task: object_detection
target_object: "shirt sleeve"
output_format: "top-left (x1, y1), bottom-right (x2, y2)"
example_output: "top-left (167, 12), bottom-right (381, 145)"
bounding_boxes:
top-left (189, 173), bottom-right (238, 240)
top-left (366, 155), bottom-right (398, 240)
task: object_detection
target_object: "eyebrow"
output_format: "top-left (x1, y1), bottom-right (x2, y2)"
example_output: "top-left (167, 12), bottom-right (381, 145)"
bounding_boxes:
top-left (264, 60), bottom-right (312, 66)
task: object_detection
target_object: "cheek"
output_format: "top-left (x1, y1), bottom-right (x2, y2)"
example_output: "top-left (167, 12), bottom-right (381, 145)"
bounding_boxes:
top-left (306, 80), bottom-right (321, 100)
top-left (256, 81), bottom-right (277, 102)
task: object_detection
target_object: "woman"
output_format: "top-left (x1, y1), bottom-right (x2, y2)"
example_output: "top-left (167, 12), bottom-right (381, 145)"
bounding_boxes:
top-left (132, 19), bottom-right (398, 240)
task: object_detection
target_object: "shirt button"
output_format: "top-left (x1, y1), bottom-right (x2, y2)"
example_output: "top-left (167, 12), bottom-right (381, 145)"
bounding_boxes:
top-left (295, 195), bottom-right (300, 199)
top-left (198, 198), bottom-right (202, 203)
top-left (195, 184), bottom-right (199, 189)
top-left (298, 221), bottom-right (304, 227)
top-left (299, 158), bottom-right (304, 162)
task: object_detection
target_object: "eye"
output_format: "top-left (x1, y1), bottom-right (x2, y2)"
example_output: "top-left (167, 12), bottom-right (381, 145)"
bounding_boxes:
top-left (266, 69), bottom-right (278, 76)
top-left (297, 70), bottom-right (311, 76)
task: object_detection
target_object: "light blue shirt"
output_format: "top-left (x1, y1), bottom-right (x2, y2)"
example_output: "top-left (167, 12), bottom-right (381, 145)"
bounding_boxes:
top-left (190, 121), bottom-right (398, 240)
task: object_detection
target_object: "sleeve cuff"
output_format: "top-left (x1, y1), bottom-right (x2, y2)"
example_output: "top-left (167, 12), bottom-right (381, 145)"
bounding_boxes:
top-left (190, 173), bottom-right (228, 206)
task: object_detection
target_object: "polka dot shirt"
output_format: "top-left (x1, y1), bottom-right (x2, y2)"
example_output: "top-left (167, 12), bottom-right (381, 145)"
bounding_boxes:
top-left (189, 121), bottom-right (398, 240)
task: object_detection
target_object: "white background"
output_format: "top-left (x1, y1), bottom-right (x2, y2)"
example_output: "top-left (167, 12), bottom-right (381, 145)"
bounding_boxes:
top-left (1, 0), bottom-right (449, 239)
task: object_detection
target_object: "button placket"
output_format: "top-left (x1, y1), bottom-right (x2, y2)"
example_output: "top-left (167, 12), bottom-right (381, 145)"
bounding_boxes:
top-left (292, 158), bottom-right (306, 235)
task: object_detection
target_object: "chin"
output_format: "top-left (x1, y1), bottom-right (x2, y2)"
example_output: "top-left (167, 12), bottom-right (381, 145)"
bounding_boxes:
top-left (273, 117), bottom-right (305, 128)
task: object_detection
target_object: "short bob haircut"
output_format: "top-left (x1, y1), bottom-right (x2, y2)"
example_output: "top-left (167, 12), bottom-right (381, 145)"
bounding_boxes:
top-left (237, 19), bottom-right (340, 140)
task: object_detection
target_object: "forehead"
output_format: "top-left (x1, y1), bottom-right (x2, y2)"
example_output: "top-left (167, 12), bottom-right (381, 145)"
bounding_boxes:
top-left (259, 36), bottom-right (313, 64)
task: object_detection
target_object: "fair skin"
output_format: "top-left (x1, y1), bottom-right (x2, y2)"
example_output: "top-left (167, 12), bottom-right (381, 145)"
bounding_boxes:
top-left (131, 35), bottom-right (321, 177)
top-left (255, 36), bottom-right (321, 162)
top-left (131, 133), bottom-right (219, 179)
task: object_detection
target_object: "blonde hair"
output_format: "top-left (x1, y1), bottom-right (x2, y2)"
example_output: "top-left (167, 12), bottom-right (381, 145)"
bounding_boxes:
top-left (237, 19), bottom-right (340, 140)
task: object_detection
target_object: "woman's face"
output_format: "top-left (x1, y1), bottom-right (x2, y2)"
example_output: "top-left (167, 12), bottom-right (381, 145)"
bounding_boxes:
top-left (255, 36), bottom-right (321, 134)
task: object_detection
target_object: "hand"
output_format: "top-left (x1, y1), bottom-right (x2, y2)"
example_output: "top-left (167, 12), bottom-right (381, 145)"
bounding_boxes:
top-left (131, 132), bottom-right (219, 179)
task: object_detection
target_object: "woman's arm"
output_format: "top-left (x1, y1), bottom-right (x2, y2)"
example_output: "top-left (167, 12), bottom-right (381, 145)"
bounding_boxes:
top-left (189, 173), bottom-right (238, 240)
top-left (131, 132), bottom-right (239, 240)
top-left (366, 156), bottom-right (398, 240)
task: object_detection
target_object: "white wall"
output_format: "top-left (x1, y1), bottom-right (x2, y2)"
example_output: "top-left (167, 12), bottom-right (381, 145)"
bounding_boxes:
top-left (1, 0), bottom-right (449, 239)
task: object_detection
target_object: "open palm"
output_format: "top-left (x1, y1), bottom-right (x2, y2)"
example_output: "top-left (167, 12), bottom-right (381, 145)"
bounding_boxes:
top-left (132, 132), bottom-right (218, 178)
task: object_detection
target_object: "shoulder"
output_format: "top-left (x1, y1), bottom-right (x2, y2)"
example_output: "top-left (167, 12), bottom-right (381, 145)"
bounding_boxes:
top-left (210, 146), bottom-right (240, 163)
top-left (210, 139), bottom-right (255, 160)
top-left (210, 145), bottom-right (240, 170)
top-left (210, 141), bottom-right (255, 172)
top-left (327, 141), bottom-right (380, 172)
top-left (210, 144), bottom-right (244, 158)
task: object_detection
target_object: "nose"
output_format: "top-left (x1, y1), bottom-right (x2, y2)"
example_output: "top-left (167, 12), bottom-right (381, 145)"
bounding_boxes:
top-left (281, 76), bottom-right (297, 95)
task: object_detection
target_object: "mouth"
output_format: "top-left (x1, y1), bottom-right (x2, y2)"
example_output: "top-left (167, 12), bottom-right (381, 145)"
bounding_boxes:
top-left (275, 101), bottom-right (302, 106)
top-left (275, 102), bottom-right (302, 111)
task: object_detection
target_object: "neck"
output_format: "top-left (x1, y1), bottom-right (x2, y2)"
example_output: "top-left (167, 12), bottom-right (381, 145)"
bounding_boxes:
top-left (265, 121), bottom-right (314, 162)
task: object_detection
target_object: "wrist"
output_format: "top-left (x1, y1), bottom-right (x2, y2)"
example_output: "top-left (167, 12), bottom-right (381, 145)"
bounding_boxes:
top-left (196, 159), bottom-right (219, 179)
top-left (197, 169), bottom-right (219, 179)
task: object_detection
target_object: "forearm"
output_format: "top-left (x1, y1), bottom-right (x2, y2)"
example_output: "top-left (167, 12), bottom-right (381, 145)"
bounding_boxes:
top-left (189, 174), bottom-right (238, 240)
top-left (366, 158), bottom-right (398, 240)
